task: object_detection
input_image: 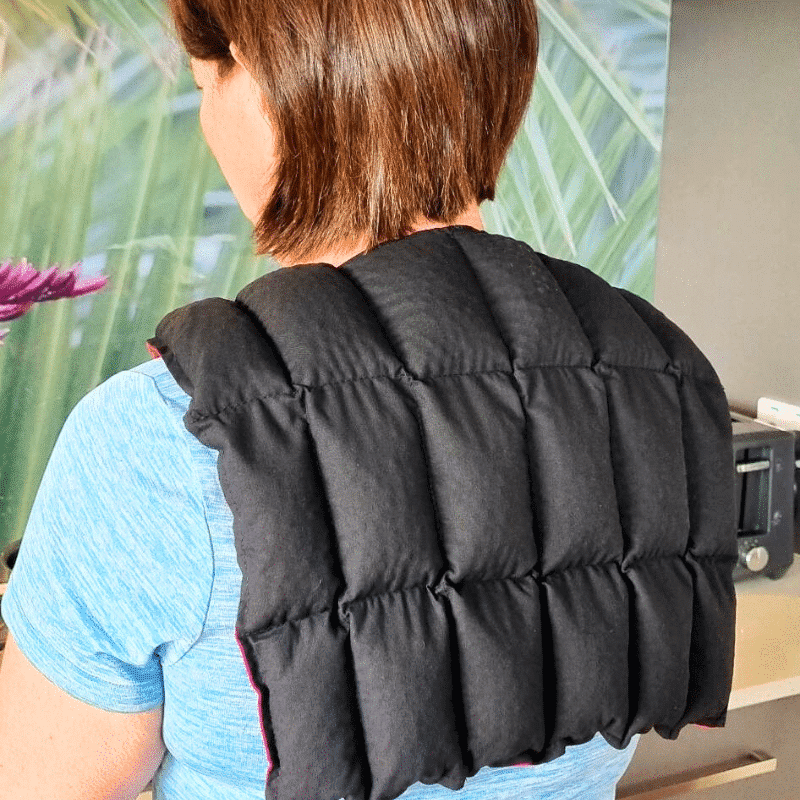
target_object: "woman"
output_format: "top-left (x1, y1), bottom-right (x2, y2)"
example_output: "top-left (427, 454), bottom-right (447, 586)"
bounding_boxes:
top-left (0, 1), bottom-right (738, 799)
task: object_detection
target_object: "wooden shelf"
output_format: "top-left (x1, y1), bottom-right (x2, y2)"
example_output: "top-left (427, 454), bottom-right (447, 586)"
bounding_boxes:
top-left (618, 751), bottom-right (777, 799)
top-left (730, 555), bottom-right (800, 709)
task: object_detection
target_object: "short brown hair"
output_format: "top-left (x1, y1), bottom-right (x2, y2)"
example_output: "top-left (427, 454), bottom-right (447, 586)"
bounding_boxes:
top-left (168, 0), bottom-right (539, 264)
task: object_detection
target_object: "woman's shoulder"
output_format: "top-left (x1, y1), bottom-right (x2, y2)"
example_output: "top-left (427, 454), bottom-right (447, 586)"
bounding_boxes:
top-left (66, 356), bottom-right (196, 458)
top-left (112, 354), bottom-right (192, 415)
top-left (1, 357), bottom-right (213, 713)
top-left (129, 353), bottom-right (190, 399)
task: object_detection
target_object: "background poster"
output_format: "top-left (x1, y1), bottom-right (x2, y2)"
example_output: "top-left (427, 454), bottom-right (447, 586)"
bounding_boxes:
top-left (0, 0), bottom-right (671, 548)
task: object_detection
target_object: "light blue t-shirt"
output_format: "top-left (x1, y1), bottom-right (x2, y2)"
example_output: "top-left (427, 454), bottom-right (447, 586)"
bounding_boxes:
top-left (3, 356), bottom-right (640, 799)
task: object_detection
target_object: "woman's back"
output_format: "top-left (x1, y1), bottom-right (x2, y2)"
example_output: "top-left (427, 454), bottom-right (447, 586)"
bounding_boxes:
top-left (2, 353), bottom-right (640, 799)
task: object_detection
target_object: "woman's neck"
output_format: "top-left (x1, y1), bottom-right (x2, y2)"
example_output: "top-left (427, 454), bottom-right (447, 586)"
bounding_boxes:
top-left (281, 202), bottom-right (485, 268)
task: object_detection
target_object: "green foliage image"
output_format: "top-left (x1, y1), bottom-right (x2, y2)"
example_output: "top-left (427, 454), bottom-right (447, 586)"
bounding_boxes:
top-left (0, 0), bottom-right (671, 546)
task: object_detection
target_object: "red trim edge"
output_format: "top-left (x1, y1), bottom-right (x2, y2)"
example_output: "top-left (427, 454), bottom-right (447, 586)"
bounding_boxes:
top-left (146, 341), bottom-right (162, 360)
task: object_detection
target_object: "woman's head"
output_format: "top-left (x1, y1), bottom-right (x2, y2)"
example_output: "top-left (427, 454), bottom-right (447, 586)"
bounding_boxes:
top-left (169, 0), bottom-right (539, 265)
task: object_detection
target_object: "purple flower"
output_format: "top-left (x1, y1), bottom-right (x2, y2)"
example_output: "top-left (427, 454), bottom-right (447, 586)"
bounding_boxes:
top-left (0, 259), bottom-right (109, 343)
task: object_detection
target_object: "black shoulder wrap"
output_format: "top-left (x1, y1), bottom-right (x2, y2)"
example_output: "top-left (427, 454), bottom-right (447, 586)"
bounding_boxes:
top-left (148, 227), bottom-right (737, 800)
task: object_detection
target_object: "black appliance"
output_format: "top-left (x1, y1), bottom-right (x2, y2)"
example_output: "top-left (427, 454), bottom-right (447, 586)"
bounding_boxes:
top-left (731, 412), bottom-right (799, 581)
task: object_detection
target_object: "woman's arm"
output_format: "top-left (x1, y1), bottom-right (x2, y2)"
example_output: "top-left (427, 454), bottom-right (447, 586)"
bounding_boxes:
top-left (0, 632), bottom-right (165, 800)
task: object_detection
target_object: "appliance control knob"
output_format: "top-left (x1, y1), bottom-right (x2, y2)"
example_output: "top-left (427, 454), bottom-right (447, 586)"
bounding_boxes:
top-left (744, 546), bottom-right (770, 573)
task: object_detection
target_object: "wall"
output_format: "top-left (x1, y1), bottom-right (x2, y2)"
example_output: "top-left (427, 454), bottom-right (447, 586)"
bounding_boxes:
top-left (654, 0), bottom-right (800, 416)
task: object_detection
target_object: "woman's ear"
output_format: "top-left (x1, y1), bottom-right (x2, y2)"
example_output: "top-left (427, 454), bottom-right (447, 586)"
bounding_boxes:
top-left (229, 42), bottom-right (249, 72)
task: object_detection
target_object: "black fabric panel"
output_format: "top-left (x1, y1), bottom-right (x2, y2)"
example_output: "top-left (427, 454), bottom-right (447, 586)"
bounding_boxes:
top-left (517, 367), bottom-right (622, 574)
top-left (448, 576), bottom-right (545, 766)
top-left (668, 375), bottom-right (736, 559)
top-left (409, 373), bottom-right (537, 582)
top-left (347, 586), bottom-right (466, 800)
top-left (614, 282), bottom-right (737, 733)
top-left (614, 286), bottom-right (737, 559)
top-left (445, 228), bottom-right (593, 368)
top-left (252, 616), bottom-right (366, 800)
top-left (188, 397), bottom-right (342, 634)
top-left (150, 297), bottom-right (292, 420)
top-left (666, 554), bottom-right (736, 734)
top-left (238, 264), bottom-right (403, 386)
top-left (616, 288), bottom-right (724, 385)
top-left (340, 233), bottom-right (510, 378)
top-left (304, 379), bottom-right (443, 600)
top-left (604, 367), bottom-right (690, 560)
top-left (535, 252), bottom-right (672, 372)
top-left (621, 558), bottom-right (693, 745)
top-left (668, 381), bottom-right (736, 732)
top-left (543, 564), bottom-right (630, 745)
top-left (147, 226), bottom-right (739, 800)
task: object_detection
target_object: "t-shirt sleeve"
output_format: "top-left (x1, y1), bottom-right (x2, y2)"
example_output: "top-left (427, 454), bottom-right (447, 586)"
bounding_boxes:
top-left (2, 368), bottom-right (213, 713)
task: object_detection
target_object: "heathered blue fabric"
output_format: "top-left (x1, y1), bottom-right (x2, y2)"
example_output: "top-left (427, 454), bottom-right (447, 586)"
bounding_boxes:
top-left (3, 356), bottom-right (640, 799)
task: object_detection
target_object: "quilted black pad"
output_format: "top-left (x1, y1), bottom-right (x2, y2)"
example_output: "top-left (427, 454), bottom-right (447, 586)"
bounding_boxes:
top-left (149, 226), bottom-right (737, 800)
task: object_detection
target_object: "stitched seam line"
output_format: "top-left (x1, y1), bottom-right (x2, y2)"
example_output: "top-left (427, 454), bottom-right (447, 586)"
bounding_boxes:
top-left (186, 362), bottom-right (716, 423)
top-left (247, 552), bottom-right (733, 640)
